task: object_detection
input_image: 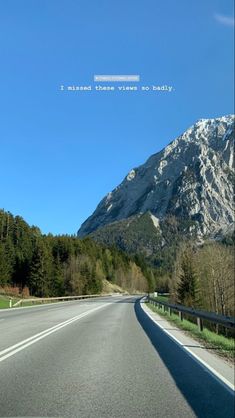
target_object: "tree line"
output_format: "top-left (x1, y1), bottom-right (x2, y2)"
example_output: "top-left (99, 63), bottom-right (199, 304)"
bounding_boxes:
top-left (1, 208), bottom-right (233, 318)
top-left (158, 240), bottom-right (234, 318)
top-left (0, 210), bottom-right (153, 297)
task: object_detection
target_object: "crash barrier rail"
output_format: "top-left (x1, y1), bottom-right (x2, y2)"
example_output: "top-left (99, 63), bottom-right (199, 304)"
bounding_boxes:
top-left (10, 294), bottom-right (114, 308)
top-left (147, 296), bottom-right (235, 332)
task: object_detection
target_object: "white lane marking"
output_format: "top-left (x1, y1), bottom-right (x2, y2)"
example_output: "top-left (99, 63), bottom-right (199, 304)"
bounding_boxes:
top-left (0, 303), bottom-right (110, 363)
top-left (141, 301), bottom-right (235, 392)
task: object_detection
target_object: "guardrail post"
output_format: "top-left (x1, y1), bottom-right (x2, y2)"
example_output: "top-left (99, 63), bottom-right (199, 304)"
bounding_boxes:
top-left (147, 297), bottom-right (235, 331)
top-left (197, 317), bottom-right (203, 332)
top-left (9, 298), bottom-right (12, 308)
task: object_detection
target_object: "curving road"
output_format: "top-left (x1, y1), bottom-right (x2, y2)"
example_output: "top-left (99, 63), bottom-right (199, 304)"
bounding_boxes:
top-left (0, 296), bottom-right (234, 418)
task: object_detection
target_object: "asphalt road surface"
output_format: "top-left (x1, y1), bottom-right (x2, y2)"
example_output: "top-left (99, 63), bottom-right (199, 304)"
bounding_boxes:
top-left (0, 296), bottom-right (234, 418)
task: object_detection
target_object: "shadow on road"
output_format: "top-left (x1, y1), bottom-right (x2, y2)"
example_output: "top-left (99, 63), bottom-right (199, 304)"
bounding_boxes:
top-left (134, 299), bottom-right (234, 418)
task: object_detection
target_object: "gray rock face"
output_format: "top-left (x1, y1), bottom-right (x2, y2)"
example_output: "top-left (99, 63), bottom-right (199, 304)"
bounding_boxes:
top-left (78, 115), bottom-right (234, 238)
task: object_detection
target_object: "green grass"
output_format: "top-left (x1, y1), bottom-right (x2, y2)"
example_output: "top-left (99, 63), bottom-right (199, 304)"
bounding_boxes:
top-left (146, 302), bottom-right (235, 360)
top-left (155, 295), bottom-right (169, 303)
top-left (0, 296), bottom-right (67, 309)
top-left (0, 295), bottom-right (46, 309)
top-left (0, 296), bottom-right (19, 309)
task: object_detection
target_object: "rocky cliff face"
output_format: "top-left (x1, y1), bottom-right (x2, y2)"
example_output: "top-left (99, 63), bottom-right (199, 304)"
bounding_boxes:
top-left (78, 115), bottom-right (234, 239)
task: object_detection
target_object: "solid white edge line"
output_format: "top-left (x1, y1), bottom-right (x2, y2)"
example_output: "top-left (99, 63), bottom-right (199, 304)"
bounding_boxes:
top-left (140, 300), bottom-right (235, 393)
top-left (0, 303), bottom-right (110, 362)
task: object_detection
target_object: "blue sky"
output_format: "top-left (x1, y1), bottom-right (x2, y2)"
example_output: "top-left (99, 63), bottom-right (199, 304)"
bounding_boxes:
top-left (0, 0), bottom-right (234, 234)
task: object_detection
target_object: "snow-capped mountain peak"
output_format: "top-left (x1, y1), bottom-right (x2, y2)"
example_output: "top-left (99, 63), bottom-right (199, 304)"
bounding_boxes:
top-left (78, 115), bottom-right (234, 238)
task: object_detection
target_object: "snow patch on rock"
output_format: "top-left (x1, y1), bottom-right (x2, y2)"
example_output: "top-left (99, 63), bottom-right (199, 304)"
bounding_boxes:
top-left (127, 169), bottom-right (136, 181)
top-left (106, 192), bottom-right (112, 202)
top-left (150, 214), bottom-right (160, 230)
top-left (158, 160), bottom-right (168, 175)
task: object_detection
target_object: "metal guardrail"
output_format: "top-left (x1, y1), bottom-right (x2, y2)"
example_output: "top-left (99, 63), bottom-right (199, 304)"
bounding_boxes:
top-left (147, 296), bottom-right (235, 332)
top-left (12, 293), bottom-right (113, 308)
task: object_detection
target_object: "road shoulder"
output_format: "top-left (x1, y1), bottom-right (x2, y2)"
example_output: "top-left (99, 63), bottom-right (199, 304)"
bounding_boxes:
top-left (141, 300), bottom-right (235, 392)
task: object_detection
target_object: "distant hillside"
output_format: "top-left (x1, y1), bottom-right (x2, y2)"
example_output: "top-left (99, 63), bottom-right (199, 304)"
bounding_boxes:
top-left (88, 212), bottom-right (199, 271)
top-left (0, 209), bottom-right (152, 296)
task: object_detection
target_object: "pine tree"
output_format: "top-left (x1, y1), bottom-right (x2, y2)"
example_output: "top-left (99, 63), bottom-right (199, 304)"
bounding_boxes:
top-left (29, 239), bottom-right (52, 297)
top-left (51, 257), bottom-right (64, 296)
top-left (0, 243), bottom-right (11, 285)
top-left (177, 248), bottom-right (198, 307)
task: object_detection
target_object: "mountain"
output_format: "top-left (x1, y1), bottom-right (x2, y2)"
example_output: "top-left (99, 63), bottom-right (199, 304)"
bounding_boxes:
top-left (78, 115), bottom-right (234, 246)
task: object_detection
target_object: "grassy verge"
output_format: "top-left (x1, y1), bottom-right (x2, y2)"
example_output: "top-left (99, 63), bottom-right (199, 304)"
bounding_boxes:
top-left (146, 302), bottom-right (235, 361)
top-left (0, 295), bottom-right (55, 309)
top-left (18, 300), bottom-right (59, 307)
top-left (155, 295), bottom-right (169, 303)
top-left (0, 296), bottom-right (20, 309)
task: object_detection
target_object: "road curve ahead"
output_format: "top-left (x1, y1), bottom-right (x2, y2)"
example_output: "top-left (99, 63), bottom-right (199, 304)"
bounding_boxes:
top-left (0, 296), bottom-right (234, 418)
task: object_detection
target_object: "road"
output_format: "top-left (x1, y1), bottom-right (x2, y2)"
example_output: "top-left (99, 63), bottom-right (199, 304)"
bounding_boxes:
top-left (0, 296), bottom-right (234, 418)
